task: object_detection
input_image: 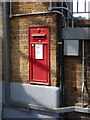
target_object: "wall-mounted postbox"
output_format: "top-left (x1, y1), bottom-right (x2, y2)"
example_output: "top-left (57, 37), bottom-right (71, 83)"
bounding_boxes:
top-left (29, 26), bottom-right (50, 85)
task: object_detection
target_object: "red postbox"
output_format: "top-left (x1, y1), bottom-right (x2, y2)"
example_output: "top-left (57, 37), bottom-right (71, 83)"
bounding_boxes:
top-left (29, 26), bottom-right (50, 85)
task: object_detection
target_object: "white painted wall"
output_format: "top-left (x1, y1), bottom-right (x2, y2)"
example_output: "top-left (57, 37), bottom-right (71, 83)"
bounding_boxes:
top-left (3, 82), bottom-right (60, 118)
top-left (10, 82), bottom-right (60, 108)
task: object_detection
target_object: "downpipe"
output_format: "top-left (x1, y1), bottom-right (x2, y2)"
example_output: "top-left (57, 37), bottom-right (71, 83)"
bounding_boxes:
top-left (3, 2), bottom-right (11, 105)
top-left (51, 7), bottom-right (74, 28)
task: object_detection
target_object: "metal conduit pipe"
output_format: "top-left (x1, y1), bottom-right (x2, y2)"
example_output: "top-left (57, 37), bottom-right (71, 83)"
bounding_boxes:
top-left (64, 1), bottom-right (70, 27)
top-left (52, 7), bottom-right (74, 27)
top-left (48, 0), bottom-right (74, 27)
top-left (48, 0), bottom-right (53, 11)
top-left (9, 0), bottom-right (68, 27)
top-left (81, 40), bottom-right (85, 107)
top-left (51, 10), bottom-right (67, 28)
top-left (9, 11), bottom-right (51, 18)
top-left (9, 11), bottom-right (67, 28)
top-left (9, 0), bottom-right (66, 25)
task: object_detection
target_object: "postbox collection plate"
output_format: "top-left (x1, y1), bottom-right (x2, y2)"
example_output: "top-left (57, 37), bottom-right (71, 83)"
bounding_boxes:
top-left (29, 26), bottom-right (50, 85)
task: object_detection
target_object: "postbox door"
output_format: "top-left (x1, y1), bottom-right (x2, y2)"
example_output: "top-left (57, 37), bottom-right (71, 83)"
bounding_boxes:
top-left (29, 26), bottom-right (50, 85)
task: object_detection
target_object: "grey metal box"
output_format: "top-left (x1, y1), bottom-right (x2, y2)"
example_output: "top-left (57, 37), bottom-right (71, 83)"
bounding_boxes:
top-left (64, 40), bottom-right (79, 56)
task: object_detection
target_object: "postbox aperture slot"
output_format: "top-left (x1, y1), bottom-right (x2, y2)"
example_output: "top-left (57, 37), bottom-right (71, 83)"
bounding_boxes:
top-left (32, 34), bottom-right (46, 39)
top-left (33, 36), bottom-right (44, 38)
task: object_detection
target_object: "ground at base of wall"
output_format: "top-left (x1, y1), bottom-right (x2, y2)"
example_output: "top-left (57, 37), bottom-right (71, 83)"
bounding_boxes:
top-left (3, 107), bottom-right (60, 119)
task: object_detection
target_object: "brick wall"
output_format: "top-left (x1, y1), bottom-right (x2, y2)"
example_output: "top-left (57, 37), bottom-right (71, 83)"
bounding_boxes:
top-left (64, 57), bottom-right (82, 105)
top-left (64, 40), bottom-right (90, 118)
top-left (10, 2), bottom-right (58, 86)
top-left (65, 112), bottom-right (90, 119)
top-left (85, 41), bottom-right (90, 105)
top-left (1, 2), bottom-right (90, 119)
top-left (64, 38), bottom-right (90, 107)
